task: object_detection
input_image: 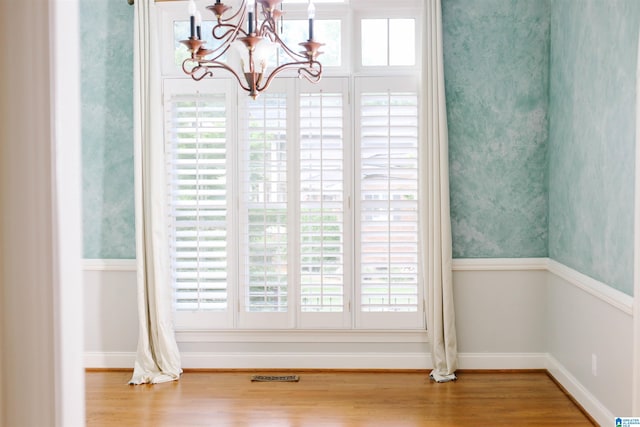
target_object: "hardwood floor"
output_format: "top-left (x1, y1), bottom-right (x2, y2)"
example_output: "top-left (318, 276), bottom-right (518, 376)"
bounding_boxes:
top-left (86, 370), bottom-right (596, 426)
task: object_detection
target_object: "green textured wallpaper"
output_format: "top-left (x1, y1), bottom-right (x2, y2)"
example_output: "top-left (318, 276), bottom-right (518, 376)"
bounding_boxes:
top-left (443, 0), bottom-right (550, 258)
top-left (81, 0), bottom-right (136, 259)
top-left (82, 0), bottom-right (553, 260)
top-left (548, 0), bottom-right (640, 296)
top-left (84, 0), bottom-right (640, 293)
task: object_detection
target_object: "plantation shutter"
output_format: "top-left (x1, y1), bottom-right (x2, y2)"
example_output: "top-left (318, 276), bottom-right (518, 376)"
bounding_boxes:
top-left (355, 77), bottom-right (423, 329)
top-left (238, 82), bottom-right (293, 328)
top-left (165, 80), bottom-right (235, 329)
top-left (298, 78), bottom-right (351, 329)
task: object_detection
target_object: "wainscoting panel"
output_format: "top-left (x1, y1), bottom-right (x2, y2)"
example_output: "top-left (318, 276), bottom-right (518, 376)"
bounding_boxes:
top-left (547, 268), bottom-right (633, 423)
top-left (83, 263), bottom-right (138, 353)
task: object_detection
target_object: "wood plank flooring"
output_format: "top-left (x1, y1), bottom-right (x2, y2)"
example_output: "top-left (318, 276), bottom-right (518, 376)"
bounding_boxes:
top-left (86, 370), bottom-right (596, 426)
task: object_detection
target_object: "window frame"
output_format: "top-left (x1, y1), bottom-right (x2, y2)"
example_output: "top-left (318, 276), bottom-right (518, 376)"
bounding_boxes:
top-left (354, 75), bottom-right (423, 330)
top-left (352, 8), bottom-right (422, 76)
top-left (158, 0), bottom-right (425, 333)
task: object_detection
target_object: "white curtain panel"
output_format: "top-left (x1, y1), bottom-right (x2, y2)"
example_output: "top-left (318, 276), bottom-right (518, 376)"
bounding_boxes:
top-left (422, 0), bottom-right (458, 383)
top-left (129, 0), bottom-right (182, 385)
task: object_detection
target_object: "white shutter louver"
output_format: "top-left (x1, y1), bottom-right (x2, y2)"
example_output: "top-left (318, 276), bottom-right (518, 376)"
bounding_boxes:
top-left (359, 89), bottom-right (419, 314)
top-left (164, 76), bottom-right (422, 330)
top-left (241, 92), bottom-right (289, 313)
top-left (299, 90), bottom-right (345, 313)
top-left (167, 92), bottom-right (229, 312)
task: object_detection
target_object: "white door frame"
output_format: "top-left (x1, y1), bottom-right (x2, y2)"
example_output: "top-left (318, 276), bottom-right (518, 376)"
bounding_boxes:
top-left (633, 25), bottom-right (640, 417)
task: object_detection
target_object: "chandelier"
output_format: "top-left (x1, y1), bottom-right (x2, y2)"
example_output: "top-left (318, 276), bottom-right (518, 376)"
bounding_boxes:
top-left (181, 0), bottom-right (323, 99)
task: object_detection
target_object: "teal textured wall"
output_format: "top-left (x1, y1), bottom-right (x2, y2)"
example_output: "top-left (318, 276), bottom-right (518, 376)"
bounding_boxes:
top-left (548, 0), bottom-right (640, 296)
top-left (443, 0), bottom-right (550, 258)
top-left (81, 1), bottom-right (136, 259)
top-left (82, 1), bottom-right (553, 260)
top-left (80, 1), bottom-right (640, 296)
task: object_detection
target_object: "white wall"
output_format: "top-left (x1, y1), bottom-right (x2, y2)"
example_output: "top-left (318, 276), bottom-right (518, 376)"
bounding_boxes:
top-left (84, 262), bottom-right (139, 354)
top-left (454, 264), bottom-right (547, 354)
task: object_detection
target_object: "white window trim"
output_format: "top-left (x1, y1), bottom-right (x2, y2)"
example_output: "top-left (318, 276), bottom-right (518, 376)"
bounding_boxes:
top-left (158, 0), bottom-right (425, 333)
top-left (352, 9), bottom-right (423, 76)
top-left (176, 329), bottom-right (429, 343)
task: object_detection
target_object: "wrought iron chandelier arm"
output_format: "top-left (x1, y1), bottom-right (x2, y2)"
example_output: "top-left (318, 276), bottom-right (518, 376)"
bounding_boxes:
top-left (221, 1), bottom-right (247, 22)
top-left (257, 12), bottom-right (279, 36)
top-left (265, 31), bottom-right (309, 62)
top-left (196, 42), bottom-right (236, 64)
top-left (257, 60), bottom-right (321, 93)
top-left (204, 23), bottom-right (248, 62)
top-left (182, 59), bottom-right (214, 81)
top-left (212, 22), bottom-right (248, 41)
top-left (182, 57), bottom-right (252, 92)
top-left (297, 60), bottom-right (322, 83)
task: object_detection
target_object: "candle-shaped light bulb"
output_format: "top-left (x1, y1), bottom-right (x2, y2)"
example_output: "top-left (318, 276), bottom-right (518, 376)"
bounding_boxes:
top-left (307, 0), bottom-right (316, 40)
top-left (247, 0), bottom-right (255, 34)
top-left (195, 10), bottom-right (202, 40)
top-left (188, 0), bottom-right (197, 39)
top-left (307, 0), bottom-right (316, 19)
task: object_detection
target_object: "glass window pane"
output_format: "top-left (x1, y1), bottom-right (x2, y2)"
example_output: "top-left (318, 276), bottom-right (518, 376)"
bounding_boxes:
top-left (361, 19), bottom-right (388, 66)
top-left (389, 19), bottom-right (415, 66)
top-left (174, 20), bottom-right (225, 67)
top-left (279, 19), bottom-right (341, 67)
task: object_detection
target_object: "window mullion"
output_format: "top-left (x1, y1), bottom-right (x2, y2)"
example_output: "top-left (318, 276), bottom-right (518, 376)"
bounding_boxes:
top-left (387, 90), bottom-right (392, 308)
top-left (289, 81), bottom-right (300, 328)
top-left (230, 81), bottom-right (240, 327)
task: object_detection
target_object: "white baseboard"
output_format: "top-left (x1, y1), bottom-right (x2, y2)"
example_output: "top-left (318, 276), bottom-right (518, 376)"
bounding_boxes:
top-left (85, 351), bottom-right (546, 370)
top-left (85, 352), bottom-right (136, 369)
top-left (546, 355), bottom-right (613, 427)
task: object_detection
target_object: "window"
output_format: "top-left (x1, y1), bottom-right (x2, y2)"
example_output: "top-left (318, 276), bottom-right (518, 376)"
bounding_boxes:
top-left (360, 18), bottom-right (416, 66)
top-left (299, 88), bottom-right (345, 314)
top-left (355, 77), bottom-right (421, 329)
top-left (167, 92), bottom-right (229, 313)
top-left (160, 1), bottom-right (423, 331)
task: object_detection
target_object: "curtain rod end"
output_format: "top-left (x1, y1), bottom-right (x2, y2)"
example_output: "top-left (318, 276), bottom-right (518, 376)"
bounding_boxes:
top-left (128, 0), bottom-right (134, 5)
